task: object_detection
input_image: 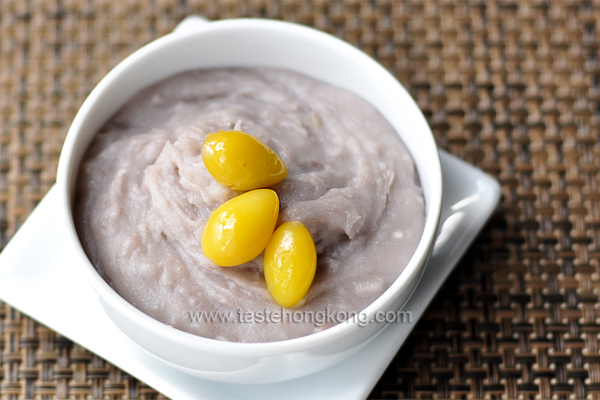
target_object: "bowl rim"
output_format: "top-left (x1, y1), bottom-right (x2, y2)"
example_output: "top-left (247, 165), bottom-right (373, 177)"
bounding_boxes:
top-left (57, 18), bottom-right (443, 357)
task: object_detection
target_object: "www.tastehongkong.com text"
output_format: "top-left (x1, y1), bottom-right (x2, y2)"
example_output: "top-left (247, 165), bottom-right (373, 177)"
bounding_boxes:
top-left (187, 308), bottom-right (412, 328)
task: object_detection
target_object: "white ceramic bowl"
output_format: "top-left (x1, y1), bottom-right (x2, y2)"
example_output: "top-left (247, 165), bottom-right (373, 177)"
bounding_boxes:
top-left (56, 17), bottom-right (442, 384)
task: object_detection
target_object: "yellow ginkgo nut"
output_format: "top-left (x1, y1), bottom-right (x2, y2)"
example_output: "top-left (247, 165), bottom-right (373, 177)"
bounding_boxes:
top-left (202, 130), bottom-right (287, 191)
top-left (264, 221), bottom-right (317, 307)
top-left (201, 189), bottom-right (279, 267)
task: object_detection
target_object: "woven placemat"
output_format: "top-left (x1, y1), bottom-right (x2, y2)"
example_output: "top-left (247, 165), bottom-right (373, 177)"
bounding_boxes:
top-left (1, 0), bottom-right (599, 398)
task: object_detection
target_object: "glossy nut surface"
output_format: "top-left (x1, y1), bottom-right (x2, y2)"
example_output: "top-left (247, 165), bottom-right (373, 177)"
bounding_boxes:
top-left (202, 130), bottom-right (288, 191)
top-left (202, 189), bottom-right (279, 266)
top-left (264, 221), bottom-right (317, 307)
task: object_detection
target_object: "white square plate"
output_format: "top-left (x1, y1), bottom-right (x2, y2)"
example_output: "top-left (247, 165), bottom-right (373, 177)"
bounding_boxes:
top-left (0, 150), bottom-right (499, 399)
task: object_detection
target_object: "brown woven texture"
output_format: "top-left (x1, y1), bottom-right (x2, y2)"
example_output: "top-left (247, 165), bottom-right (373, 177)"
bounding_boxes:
top-left (1, 0), bottom-right (599, 398)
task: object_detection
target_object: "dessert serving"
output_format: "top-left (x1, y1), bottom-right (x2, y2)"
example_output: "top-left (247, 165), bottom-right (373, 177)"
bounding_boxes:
top-left (74, 67), bottom-right (425, 343)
